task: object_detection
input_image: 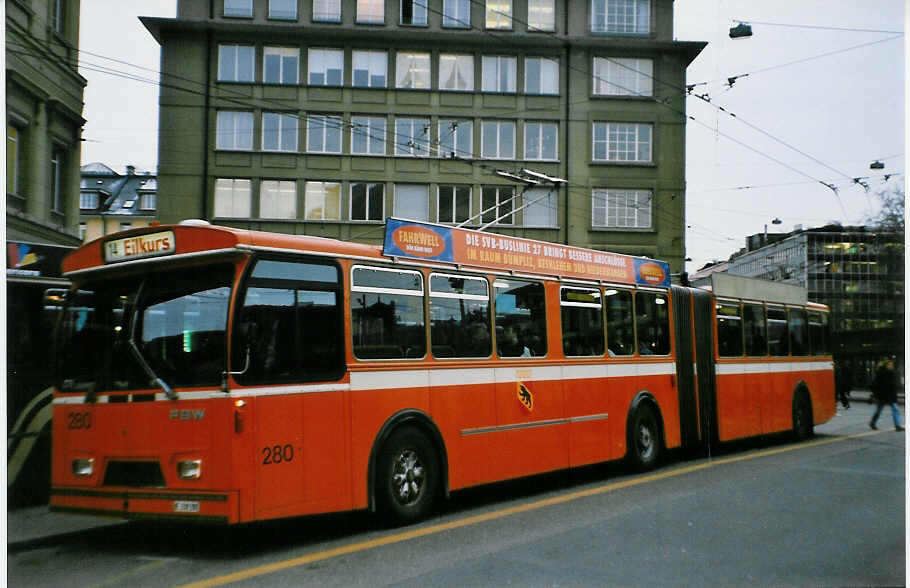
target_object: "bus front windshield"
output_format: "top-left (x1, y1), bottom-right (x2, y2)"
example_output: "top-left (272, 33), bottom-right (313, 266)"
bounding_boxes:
top-left (55, 264), bottom-right (234, 394)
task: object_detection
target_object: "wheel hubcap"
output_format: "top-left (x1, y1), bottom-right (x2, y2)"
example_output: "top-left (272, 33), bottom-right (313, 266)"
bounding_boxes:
top-left (638, 423), bottom-right (654, 459)
top-left (391, 449), bottom-right (424, 506)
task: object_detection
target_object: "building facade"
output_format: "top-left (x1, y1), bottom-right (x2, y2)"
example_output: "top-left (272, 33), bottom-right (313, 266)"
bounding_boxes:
top-left (142, 0), bottom-right (704, 271)
top-left (715, 226), bottom-right (904, 386)
top-left (80, 163), bottom-right (159, 242)
top-left (7, 0), bottom-right (86, 246)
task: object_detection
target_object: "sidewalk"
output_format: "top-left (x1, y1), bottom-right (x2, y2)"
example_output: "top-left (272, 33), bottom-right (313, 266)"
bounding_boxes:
top-left (7, 505), bottom-right (127, 551)
top-left (8, 394), bottom-right (902, 551)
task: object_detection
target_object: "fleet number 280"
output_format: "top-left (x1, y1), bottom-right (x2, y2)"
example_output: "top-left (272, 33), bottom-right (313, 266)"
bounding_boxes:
top-left (261, 444), bottom-right (294, 465)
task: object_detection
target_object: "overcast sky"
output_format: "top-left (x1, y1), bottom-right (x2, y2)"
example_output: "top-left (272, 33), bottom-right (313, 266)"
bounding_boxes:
top-left (78, 0), bottom-right (905, 270)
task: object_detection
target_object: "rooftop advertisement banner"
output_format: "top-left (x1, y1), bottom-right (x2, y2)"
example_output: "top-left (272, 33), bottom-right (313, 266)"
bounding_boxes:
top-left (382, 218), bottom-right (670, 288)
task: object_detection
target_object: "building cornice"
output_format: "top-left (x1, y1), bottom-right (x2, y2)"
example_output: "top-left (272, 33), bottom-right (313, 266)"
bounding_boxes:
top-left (141, 16), bottom-right (706, 63)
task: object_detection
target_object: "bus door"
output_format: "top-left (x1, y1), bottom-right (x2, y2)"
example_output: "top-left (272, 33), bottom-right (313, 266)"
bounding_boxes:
top-left (232, 257), bottom-right (347, 516)
top-left (691, 288), bottom-right (718, 452)
top-left (671, 286), bottom-right (699, 450)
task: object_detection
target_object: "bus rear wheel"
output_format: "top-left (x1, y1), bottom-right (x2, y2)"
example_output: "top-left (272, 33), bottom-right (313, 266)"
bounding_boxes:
top-left (628, 404), bottom-right (662, 471)
top-left (376, 427), bottom-right (440, 525)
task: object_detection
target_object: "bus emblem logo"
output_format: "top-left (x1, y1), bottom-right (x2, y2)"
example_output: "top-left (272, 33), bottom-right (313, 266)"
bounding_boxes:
top-left (516, 383), bottom-right (533, 412)
top-left (170, 409), bottom-right (205, 421)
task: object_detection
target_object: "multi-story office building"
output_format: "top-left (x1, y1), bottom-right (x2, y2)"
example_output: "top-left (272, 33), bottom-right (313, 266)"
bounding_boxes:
top-left (7, 0), bottom-right (86, 246)
top-left (702, 226), bottom-right (904, 385)
top-left (142, 0), bottom-right (704, 271)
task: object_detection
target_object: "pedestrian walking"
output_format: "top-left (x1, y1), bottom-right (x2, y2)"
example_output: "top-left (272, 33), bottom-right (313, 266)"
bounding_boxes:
top-left (835, 362), bottom-right (851, 409)
top-left (870, 359), bottom-right (903, 431)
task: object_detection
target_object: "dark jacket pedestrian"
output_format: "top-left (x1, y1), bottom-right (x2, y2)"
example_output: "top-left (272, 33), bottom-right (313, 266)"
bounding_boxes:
top-left (870, 359), bottom-right (903, 431)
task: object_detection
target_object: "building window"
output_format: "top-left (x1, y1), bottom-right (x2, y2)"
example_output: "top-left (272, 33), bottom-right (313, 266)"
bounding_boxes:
top-left (438, 120), bottom-right (472, 158)
top-left (395, 118), bottom-right (430, 157)
top-left (119, 222), bottom-right (133, 232)
top-left (443, 0), bottom-right (470, 27)
top-left (437, 185), bottom-right (471, 224)
top-left (307, 115), bottom-right (343, 153)
top-left (481, 120), bottom-right (515, 159)
top-left (591, 0), bottom-right (650, 34)
top-left (522, 187), bottom-right (557, 227)
top-left (351, 182), bottom-right (385, 221)
top-left (439, 54), bottom-right (474, 91)
top-left (352, 50), bottom-right (387, 87)
top-left (396, 52), bottom-right (431, 89)
top-left (7, 122), bottom-right (22, 196)
top-left (268, 0), bottom-right (297, 19)
top-left (481, 56), bottom-right (517, 93)
top-left (260, 180), bottom-right (297, 218)
top-left (52, 0), bottom-right (65, 33)
top-left (351, 116), bottom-right (387, 155)
top-left (216, 111), bottom-right (254, 150)
top-left (394, 184), bottom-right (429, 221)
top-left (528, 0), bottom-right (555, 31)
top-left (524, 122), bottom-right (558, 161)
top-left (214, 178), bottom-right (252, 218)
top-left (50, 148), bottom-right (64, 213)
top-left (218, 44), bottom-right (255, 82)
top-left (224, 0), bottom-right (253, 17)
top-left (485, 0), bottom-right (512, 29)
top-left (262, 112), bottom-right (299, 152)
top-left (524, 57), bottom-right (559, 95)
top-left (593, 57), bottom-right (653, 96)
top-left (313, 0), bottom-right (341, 21)
top-left (357, 0), bottom-right (384, 23)
top-left (304, 181), bottom-right (342, 220)
top-left (592, 122), bottom-right (652, 162)
top-left (481, 186), bottom-right (514, 225)
top-left (140, 193), bottom-right (156, 210)
top-left (80, 192), bottom-right (99, 209)
top-left (308, 48), bottom-right (343, 86)
top-left (592, 189), bottom-right (652, 228)
top-left (263, 47), bottom-right (299, 84)
top-left (401, 0), bottom-right (428, 25)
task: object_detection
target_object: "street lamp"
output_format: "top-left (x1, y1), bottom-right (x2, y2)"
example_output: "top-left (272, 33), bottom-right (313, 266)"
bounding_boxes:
top-left (729, 22), bottom-right (753, 38)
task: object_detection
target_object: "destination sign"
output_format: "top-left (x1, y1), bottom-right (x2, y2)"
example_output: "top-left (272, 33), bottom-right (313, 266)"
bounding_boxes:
top-left (103, 231), bottom-right (176, 264)
top-left (382, 219), bottom-right (670, 287)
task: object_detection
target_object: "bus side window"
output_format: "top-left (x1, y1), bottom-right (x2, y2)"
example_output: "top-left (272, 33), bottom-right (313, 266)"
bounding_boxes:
top-left (494, 279), bottom-right (546, 358)
top-left (635, 291), bottom-right (670, 356)
top-left (351, 266), bottom-right (426, 360)
top-left (767, 306), bottom-right (789, 357)
top-left (429, 273), bottom-right (491, 359)
top-left (808, 311), bottom-right (829, 355)
top-left (605, 289), bottom-right (634, 356)
top-left (743, 303), bottom-right (767, 356)
top-left (560, 287), bottom-right (604, 357)
top-left (788, 308), bottom-right (809, 356)
top-left (234, 259), bottom-right (343, 383)
top-left (716, 302), bottom-right (743, 357)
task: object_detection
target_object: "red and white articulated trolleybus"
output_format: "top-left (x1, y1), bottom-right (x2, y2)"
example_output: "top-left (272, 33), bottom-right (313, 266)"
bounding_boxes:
top-left (50, 219), bottom-right (835, 524)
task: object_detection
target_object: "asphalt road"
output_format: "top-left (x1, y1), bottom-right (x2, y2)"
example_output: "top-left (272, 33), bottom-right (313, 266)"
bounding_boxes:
top-left (9, 402), bottom-right (905, 587)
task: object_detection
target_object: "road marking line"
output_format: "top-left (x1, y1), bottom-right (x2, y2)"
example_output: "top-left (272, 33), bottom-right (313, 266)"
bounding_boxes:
top-left (179, 431), bottom-right (882, 588)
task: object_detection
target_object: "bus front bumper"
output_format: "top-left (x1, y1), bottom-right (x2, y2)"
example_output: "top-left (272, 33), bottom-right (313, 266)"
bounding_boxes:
top-left (50, 487), bottom-right (240, 524)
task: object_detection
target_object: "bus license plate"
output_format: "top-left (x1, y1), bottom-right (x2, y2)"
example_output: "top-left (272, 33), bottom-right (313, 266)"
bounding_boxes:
top-left (173, 500), bottom-right (200, 513)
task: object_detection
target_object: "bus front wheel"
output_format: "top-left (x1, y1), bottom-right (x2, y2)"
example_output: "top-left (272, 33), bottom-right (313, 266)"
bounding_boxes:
top-left (628, 404), bottom-right (662, 471)
top-left (376, 426), bottom-right (440, 525)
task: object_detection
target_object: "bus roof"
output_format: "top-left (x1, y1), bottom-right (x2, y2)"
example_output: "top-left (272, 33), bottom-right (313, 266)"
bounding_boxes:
top-left (62, 219), bottom-right (672, 288)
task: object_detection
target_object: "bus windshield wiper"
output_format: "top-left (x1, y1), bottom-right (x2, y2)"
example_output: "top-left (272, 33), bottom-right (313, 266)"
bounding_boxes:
top-left (130, 279), bottom-right (177, 400)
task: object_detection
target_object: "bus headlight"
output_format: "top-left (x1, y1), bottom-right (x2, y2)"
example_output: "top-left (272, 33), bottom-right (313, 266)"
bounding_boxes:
top-left (177, 459), bottom-right (202, 479)
top-left (72, 458), bottom-right (94, 477)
